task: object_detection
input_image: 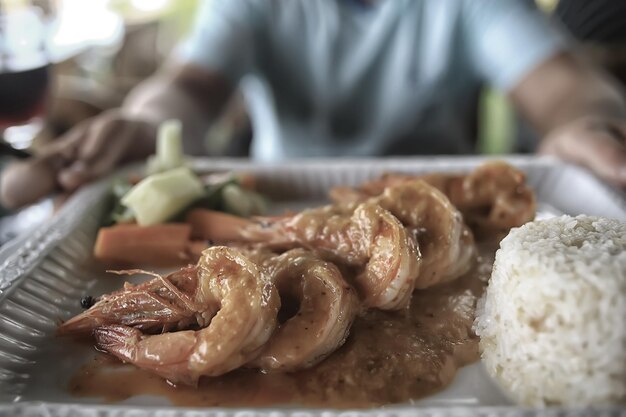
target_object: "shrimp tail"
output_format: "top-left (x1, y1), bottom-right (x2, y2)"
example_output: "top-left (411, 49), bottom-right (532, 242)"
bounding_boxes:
top-left (94, 324), bottom-right (198, 386)
top-left (93, 324), bottom-right (139, 360)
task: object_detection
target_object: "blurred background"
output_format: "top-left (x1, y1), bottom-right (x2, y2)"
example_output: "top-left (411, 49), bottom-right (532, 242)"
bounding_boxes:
top-left (0, 0), bottom-right (625, 241)
top-left (0, 0), bottom-right (198, 152)
top-left (0, 0), bottom-right (202, 241)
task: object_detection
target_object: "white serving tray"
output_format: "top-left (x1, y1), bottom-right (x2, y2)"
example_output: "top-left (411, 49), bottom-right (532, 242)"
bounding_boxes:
top-left (0, 156), bottom-right (624, 417)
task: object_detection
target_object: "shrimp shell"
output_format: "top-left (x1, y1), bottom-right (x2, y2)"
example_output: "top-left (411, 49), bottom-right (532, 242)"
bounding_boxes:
top-left (93, 247), bottom-right (280, 385)
top-left (238, 202), bottom-right (421, 310)
top-left (57, 266), bottom-right (207, 335)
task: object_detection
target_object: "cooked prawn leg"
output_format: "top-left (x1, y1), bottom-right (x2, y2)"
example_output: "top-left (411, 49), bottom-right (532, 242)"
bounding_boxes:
top-left (245, 248), bottom-right (359, 372)
top-left (93, 247), bottom-right (280, 385)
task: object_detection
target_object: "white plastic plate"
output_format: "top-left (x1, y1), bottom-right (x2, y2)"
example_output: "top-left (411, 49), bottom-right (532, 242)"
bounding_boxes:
top-left (0, 156), bottom-right (624, 417)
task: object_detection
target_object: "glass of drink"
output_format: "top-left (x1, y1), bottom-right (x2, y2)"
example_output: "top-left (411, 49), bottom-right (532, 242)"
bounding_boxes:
top-left (0, 3), bottom-right (50, 151)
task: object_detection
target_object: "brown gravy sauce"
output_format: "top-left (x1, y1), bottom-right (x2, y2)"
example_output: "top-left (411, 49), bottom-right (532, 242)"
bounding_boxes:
top-left (68, 244), bottom-right (496, 408)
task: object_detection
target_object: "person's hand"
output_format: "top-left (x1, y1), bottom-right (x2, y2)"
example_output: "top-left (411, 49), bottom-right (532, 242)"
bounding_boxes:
top-left (0, 109), bottom-right (157, 209)
top-left (52, 109), bottom-right (157, 190)
top-left (539, 115), bottom-right (626, 187)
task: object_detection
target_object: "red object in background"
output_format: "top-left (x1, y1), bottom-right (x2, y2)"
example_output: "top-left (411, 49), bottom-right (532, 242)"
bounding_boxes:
top-left (0, 65), bottom-right (50, 128)
top-left (0, 5), bottom-right (51, 137)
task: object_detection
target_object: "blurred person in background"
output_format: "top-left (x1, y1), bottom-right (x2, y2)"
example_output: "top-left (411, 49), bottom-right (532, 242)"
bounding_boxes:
top-left (2, 0), bottom-right (626, 209)
top-left (515, 0), bottom-right (626, 153)
top-left (554, 0), bottom-right (626, 85)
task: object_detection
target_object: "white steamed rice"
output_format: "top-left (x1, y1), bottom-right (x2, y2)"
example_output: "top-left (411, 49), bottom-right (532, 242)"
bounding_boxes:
top-left (474, 215), bottom-right (626, 406)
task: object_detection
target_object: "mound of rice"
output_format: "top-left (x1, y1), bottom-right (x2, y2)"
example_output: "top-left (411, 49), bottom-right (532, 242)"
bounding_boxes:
top-left (474, 215), bottom-right (626, 406)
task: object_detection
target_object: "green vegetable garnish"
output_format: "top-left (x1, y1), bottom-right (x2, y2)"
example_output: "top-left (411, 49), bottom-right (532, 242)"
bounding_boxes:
top-left (121, 167), bottom-right (205, 226)
top-left (146, 119), bottom-right (186, 175)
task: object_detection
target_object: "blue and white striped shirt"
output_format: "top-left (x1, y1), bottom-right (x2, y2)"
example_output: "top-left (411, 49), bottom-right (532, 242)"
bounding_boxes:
top-left (181, 0), bottom-right (568, 160)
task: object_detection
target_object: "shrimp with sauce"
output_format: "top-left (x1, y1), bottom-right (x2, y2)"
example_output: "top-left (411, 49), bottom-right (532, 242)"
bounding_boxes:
top-left (201, 181), bottom-right (474, 290)
top-left (367, 180), bottom-right (476, 287)
top-left (200, 202), bottom-right (421, 311)
top-left (91, 247), bottom-right (280, 385)
top-left (329, 161), bottom-right (536, 236)
top-left (245, 248), bottom-right (359, 372)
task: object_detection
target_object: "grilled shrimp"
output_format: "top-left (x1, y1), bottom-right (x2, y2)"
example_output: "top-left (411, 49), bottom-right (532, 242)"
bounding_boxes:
top-left (92, 247), bottom-right (280, 385)
top-left (58, 266), bottom-right (208, 335)
top-left (244, 248), bottom-right (359, 372)
top-left (206, 202), bottom-right (421, 310)
top-left (329, 161), bottom-right (536, 235)
top-left (368, 180), bottom-right (475, 287)
top-left (418, 162), bottom-right (536, 234)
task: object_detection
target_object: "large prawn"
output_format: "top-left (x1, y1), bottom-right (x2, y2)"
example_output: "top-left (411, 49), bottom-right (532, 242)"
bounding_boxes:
top-left (195, 202), bottom-right (421, 311)
top-left (82, 247), bottom-right (279, 385)
top-left (202, 180), bottom-right (475, 290)
top-left (329, 161), bottom-right (536, 236)
top-left (60, 246), bottom-right (359, 380)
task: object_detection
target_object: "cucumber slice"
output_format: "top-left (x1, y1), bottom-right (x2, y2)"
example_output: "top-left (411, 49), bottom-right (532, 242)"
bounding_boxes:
top-left (121, 167), bottom-right (205, 226)
top-left (146, 119), bottom-right (185, 175)
top-left (222, 183), bottom-right (267, 217)
top-left (222, 183), bottom-right (254, 217)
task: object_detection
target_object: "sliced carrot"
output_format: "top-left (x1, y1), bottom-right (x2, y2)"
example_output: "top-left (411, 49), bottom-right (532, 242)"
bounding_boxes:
top-left (186, 208), bottom-right (253, 243)
top-left (94, 223), bottom-right (192, 268)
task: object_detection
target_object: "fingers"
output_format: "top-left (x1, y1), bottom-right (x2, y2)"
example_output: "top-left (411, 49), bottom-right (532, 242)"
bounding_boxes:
top-left (77, 113), bottom-right (123, 162)
top-left (58, 123), bottom-right (131, 191)
top-left (35, 122), bottom-right (88, 171)
top-left (57, 161), bottom-right (89, 191)
top-left (577, 133), bottom-right (626, 185)
top-left (1, 111), bottom-right (155, 208)
top-left (0, 123), bottom-right (92, 209)
top-left (58, 113), bottom-right (154, 190)
top-left (540, 118), bottom-right (626, 186)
